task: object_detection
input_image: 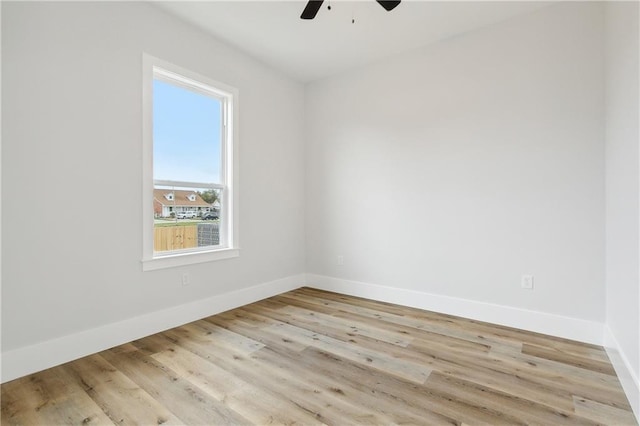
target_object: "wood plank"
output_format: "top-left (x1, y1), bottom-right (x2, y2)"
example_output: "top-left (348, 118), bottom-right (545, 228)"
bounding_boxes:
top-left (275, 294), bottom-right (493, 355)
top-left (220, 293), bottom-right (633, 419)
top-left (184, 317), bottom-right (455, 425)
top-left (1, 378), bottom-right (44, 426)
top-left (100, 347), bottom-right (251, 425)
top-left (209, 313), bottom-right (461, 425)
top-left (522, 343), bottom-right (617, 376)
top-left (280, 290), bottom-right (525, 352)
top-left (208, 309), bottom-right (312, 352)
top-left (275, 304), bottom-right (414, 347)
top-left (264, 298), bottom-right (619, 409)
top-left (407, 340), bottom-right (630, 411)
top-left (296, 287), bottom-right (610, 360)
top-left (487, 347), bottom-right (623, 390)
top-left (151, 341), bottom-right (327, 425)
top-left (187, 320), bottom-right (266, 354)
top-left (248, 300), bottom-right (580, 413)
top-left (1, 368), bottom-right (114, 426)
top-left (262, 318), bottom-right (433, 383)
top-left (62, 354), bottom-right (183, 425)
top-left (425, 371), bottom-right (600, 425)
top-left (573, 396), bottom-right (638, 425)
top-left (252, 345), bottom-right (457, 425)
top-left (169, 338), bottom-right (403, 424)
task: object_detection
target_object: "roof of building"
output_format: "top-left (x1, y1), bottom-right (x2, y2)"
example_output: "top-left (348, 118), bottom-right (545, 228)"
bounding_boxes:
top-left (153, 189), bottom-right (211, 207)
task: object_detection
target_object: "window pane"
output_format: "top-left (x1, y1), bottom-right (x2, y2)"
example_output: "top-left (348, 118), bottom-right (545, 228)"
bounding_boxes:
top-left (153, 79), bottom-right (222, 183)
top-left (153, 184), bottom-right (222, 253)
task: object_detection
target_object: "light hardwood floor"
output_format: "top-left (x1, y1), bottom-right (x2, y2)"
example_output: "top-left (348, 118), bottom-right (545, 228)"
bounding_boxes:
top-left (1, 287), bottom-right (637, 425)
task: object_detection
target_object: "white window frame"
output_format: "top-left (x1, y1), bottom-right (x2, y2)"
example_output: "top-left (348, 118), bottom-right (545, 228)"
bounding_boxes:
top-left (142, 54), bottom-right (239, 271)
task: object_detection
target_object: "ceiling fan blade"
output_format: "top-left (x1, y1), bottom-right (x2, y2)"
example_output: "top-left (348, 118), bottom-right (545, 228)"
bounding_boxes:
top-left (376, 0), bottom-right (401, 11)
top-left (301, 0), bottom-right (324, 19)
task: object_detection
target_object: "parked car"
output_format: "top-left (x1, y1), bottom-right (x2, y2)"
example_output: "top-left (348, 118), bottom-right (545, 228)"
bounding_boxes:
top-left (176, 211), bottom-right (197, 219)
top-left (202, 211), bottom-right (219, 220)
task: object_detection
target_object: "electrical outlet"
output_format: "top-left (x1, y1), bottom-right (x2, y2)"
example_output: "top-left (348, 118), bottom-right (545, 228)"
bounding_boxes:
top-left (182, 272), bottom-right (190, 286)
top-left (337, 255), bottom-right (344, 266)
top-left (521, 275), bottom-right (534, 290)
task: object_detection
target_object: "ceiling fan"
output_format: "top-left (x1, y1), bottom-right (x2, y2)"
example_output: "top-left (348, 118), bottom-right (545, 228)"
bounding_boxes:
top-left (300, 0), bottom-right (401, 20)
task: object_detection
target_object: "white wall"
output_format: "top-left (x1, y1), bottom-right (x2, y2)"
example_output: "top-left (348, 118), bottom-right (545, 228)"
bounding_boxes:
top-left (604, 0), bottom-right (640, 415)
top-left (305, 3), bottom-right (605, 322)
top-left (2, 2), bottom-right (305, 354)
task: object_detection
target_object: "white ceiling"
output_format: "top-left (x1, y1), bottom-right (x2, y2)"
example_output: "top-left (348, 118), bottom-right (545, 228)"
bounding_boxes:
top-left (155, 1), bottom-right (553, 82)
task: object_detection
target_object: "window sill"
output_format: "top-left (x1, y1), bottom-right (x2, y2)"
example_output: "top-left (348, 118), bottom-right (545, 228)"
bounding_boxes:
top-left (142, 247), bottom-right (239, 271)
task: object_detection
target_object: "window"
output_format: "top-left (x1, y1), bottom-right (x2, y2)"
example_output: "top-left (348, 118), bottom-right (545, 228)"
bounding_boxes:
top-left (142, 54), bottom-right (239, 271)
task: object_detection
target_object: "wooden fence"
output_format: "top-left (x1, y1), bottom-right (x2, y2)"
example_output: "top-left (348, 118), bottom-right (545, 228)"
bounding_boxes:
top-left (154, 226), bottom-right (197, 252)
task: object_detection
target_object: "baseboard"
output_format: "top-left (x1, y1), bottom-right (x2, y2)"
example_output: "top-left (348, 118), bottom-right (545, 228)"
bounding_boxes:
top-left (604, 326), bottom-right (640, 421)
top-left (1, 274), bottom-right (304, 383)
top-left (305, 274), bottom-right (605, 345)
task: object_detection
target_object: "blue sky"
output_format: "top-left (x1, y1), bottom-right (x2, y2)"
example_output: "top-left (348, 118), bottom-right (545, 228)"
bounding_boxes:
top-left (153, 79), bottom-right (222, 183)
